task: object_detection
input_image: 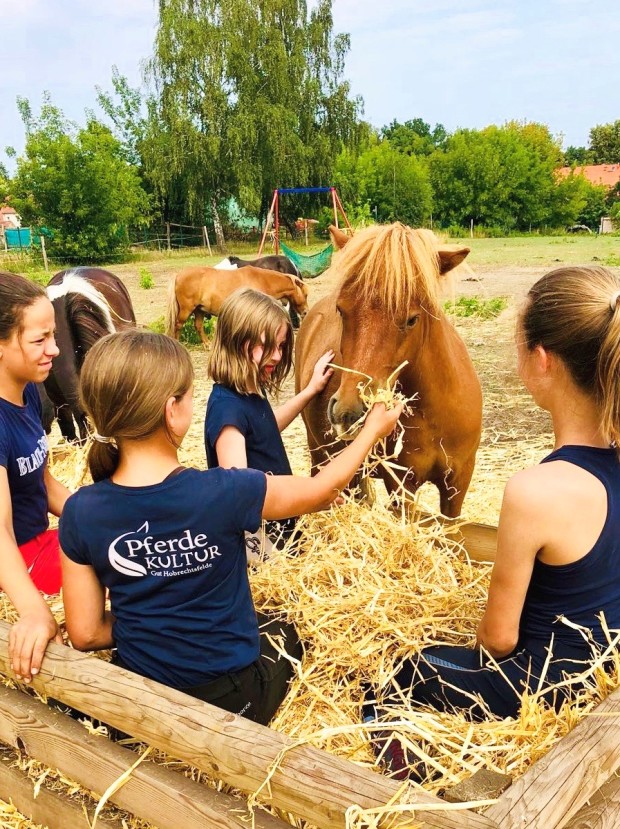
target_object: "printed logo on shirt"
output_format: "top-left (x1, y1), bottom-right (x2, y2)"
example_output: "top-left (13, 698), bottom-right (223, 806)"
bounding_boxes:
top-left (108, 521), bottom-right (222, 578)
top-left (17, 435), bottom-right (48, 476)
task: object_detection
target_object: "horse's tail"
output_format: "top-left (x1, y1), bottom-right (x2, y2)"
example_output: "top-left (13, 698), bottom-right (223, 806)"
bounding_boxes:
top-left (165, 275), bottom-right (180, 338)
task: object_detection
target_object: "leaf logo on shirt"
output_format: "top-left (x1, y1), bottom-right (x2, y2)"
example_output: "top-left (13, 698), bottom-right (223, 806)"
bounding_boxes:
top-left (108, 522), bottom-right (149, 577)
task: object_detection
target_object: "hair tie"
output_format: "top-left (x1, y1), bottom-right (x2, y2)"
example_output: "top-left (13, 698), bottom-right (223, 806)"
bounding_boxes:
top-left (611, 291), bottom-right (620, 312)
top-left (92, 431), bottom-right (114, 444)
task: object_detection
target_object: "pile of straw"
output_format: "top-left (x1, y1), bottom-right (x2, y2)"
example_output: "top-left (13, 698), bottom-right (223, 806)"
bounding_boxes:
top-left (2, 419), bottom-right (618, 829)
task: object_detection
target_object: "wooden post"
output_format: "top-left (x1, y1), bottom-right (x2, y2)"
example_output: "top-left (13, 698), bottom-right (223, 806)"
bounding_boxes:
top-left (274, 189), bottom-right (280, 254)
top-left (259, 190), bottom-right (278, 256)
top-left (470, 219), bottom-right (474, 238)
top-left (0, 686), bottom-right (287, 829)
top-left (486, 683), bottom-right (620, 828)
top-left (40, 234), bottom-right (49, 272)
top-left (203, 225), bottom-right (212, 255)
top-left (331, 187), bottom-right (339, 228)
top-left (0, 624), bottom-right (497, 829)
top-left (333, 189), bottom-right (354, 234)
top-left (166, 222), bottom-right (171, 252)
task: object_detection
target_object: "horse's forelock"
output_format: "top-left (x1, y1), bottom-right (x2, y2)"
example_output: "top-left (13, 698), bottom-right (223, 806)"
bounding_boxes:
top-left (335, 224), bottom-right (442, 316)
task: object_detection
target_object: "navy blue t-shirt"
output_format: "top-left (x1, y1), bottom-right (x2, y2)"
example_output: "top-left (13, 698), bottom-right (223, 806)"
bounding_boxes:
top-left (59, 467), bottom-right (267, 688)
top-left (520, 445), bottom-right (620, 653)
top-left (205, 384), bottom-right (292, 475)
top-left (0, 383), bottom-right (49, 546)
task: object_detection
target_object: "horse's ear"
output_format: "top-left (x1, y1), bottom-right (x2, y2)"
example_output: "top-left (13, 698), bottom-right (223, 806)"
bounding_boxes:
top-left (329, 225), bottom-right (350, 250)
top-left (437, 245), bottom-right (470, 275)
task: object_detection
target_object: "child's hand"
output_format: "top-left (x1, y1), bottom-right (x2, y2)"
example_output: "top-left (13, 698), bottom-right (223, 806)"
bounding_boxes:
top-left (307, 350), bottom-right (335, 396)
top-left (363, 402), bottom-right (403, 441)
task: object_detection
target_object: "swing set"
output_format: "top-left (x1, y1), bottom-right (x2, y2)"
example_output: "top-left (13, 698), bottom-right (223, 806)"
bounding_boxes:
top-left (258, 186), bottom-right (352, 277)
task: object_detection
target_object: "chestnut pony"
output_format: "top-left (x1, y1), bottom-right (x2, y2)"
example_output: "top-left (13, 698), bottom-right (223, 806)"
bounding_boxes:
top-left (295, 223), bottom-right (482, 517)
top-left (166, 265), bottom-right (308, 345)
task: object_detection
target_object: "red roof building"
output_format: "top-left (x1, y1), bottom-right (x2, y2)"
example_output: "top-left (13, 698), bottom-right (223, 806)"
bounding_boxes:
top-left (556, 164), bottom-right (620, 189)
top-left (0, 206), bottom-right (21, 230)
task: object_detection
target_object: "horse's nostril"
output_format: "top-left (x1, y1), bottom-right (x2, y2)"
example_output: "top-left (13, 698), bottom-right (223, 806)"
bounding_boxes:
top-left (327, 396), bottom-right (337, 423)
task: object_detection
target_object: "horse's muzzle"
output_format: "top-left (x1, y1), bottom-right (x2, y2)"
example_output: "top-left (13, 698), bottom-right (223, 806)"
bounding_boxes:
top-left (328, 394), bottom-right (366, 440)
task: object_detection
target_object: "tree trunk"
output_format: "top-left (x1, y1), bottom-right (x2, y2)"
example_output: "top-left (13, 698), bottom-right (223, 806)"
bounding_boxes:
top-left (211, 198), bottom-right (226, 252)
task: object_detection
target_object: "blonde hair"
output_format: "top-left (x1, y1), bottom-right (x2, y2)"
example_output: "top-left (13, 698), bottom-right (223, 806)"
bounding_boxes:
top-left (522, 265), bottom-right (620, 446)
top-left (80, 330), bottom-right (194, 481)
top-left (208, 288), bottom-right (293, 396)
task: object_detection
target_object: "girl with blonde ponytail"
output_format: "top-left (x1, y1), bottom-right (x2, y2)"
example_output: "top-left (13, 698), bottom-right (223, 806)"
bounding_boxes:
top-left (365, 266), bottom-right (620, 775)
top-left (60, 330), bottom-right (401, 725)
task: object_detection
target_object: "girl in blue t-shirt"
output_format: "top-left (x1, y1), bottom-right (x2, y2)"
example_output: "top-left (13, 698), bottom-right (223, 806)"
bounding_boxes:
top-left (0, 271), bottom-right (71, 684)
top-left (205, 288), bottom-right (334, 550)
top-left (60, 329), bottom-right (401, 725)
top-left (364, 265), bottom-right (620, 780)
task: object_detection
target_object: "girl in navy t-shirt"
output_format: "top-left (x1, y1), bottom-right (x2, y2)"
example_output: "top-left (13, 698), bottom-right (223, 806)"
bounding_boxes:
top-left (60, 330), bottom-right (401, 725)
top-left (0, 271), bottom-right (71, 684)
top-left (205, 288), bottom-right (334, 551)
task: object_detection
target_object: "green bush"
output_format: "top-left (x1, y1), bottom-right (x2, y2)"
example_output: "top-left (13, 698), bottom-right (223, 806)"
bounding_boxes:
top-left (444, 296), bottom-right (508, 319)
top-left (148, 315), bottom-right (215, 345)
top-left (139, 267), bottom-right (154, 289)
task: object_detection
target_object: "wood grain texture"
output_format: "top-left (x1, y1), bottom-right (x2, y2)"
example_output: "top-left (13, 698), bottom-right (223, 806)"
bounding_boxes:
top-left (0, 623), bottom-right (498, 829)
top-left (0, 751), bottom-right (124, 829)
top-left (564, 773), bottom-right (620, 829)
top-left (0, 685), bottom-right (286, 829)
top-left (486, 685), bottom-right (620, 829)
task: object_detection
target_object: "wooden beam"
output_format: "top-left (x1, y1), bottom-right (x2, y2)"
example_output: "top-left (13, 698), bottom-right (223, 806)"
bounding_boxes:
top-left (0, 750), bottom-right (125, 829)
top-left (0, 623), bottom-right (497, 829)
top-left (485, 684), bottom-right (620, 828)
top-left (563, 772), bottom-right (620, 828)
top-left (0, 685), bottom-right (287, 829)
top-left (418, 513), bottom-right (498, 563)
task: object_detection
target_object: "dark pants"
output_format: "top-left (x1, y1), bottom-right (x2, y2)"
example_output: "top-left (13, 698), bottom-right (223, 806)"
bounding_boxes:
top-left (179, 613), bottom-right (302, 726)
top-left (370, 642), bottom-right (592, 721)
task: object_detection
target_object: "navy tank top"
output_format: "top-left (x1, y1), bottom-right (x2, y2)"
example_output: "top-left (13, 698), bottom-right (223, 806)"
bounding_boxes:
top-left (519, 445), bottom-right (620, 653)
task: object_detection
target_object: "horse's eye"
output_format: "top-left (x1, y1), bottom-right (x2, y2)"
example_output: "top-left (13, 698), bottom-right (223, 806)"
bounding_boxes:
top-left (406, 315), bottom-right (419, 329)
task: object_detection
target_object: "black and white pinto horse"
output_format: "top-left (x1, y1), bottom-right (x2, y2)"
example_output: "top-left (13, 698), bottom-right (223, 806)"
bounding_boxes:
top-left (41, 267), bottom-right (136, 442)
top-left (215, 254), bottom-right (303, 327)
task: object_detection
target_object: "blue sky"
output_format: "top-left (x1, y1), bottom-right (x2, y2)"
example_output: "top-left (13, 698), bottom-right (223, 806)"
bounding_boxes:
top-left (2, 0), bottom-right (619, 172)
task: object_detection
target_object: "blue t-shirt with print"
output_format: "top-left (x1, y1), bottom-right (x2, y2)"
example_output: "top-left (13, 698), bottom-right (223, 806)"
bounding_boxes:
top-left (205, 384), bottom-right (292, 475)
top-left (0, 383), bottom-right (49, 546)
top-left (59, 467), bottom-right (267, 688)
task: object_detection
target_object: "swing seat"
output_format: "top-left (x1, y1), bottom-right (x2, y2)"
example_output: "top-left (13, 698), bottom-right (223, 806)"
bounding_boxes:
top-left (280, 241), bottom-right (334, 278)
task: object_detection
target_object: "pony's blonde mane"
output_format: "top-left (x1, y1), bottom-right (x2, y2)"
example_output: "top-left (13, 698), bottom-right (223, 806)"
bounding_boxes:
top-left (333, 223), bottom-right (443, 316)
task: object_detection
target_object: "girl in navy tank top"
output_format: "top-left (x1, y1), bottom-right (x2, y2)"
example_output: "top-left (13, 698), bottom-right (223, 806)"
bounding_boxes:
top-left (364, 265), bottom-right (620, 779)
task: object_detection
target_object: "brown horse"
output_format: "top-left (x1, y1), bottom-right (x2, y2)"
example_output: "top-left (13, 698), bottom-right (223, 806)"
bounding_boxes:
top-left (166, 266), bottom-right (309, 345)
top-left (295, 223), bottom-right (482, 517)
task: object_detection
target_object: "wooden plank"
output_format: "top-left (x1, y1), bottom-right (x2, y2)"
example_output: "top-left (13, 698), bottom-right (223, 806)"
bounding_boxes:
top-left (564, 772), bottom-right (620, 828)
top-left (0, 685), bottom-right (287, 829)
top-left (485, 684), bottom-right (620, 829)
top-left (418, 513), bottom-right (498, 563)
top-left (0, 750), bottom-right (124, 829)
top-left (0, 623), bottom-right (497, 829)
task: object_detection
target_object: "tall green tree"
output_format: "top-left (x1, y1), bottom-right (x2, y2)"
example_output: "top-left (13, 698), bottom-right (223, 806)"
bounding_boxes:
top-left (381, 118), bottom-right (447, 156)
top-left (429, 122), bottom-right (566, 230)
top-left (12, 96), bottom-right (150, 259)
top-left (589, 120), bottom-right (620, 164)
top-left (335, 140), bottom-right (432, 225)
top-left (145, 0), bottom-right (361, 228)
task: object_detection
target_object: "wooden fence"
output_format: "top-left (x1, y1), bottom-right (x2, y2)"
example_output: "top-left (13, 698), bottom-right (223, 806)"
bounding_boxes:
top-left (0, 516), bottom-right (619, 829)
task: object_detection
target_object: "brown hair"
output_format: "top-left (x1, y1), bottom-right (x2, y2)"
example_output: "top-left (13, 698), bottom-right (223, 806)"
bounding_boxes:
top-left (522, 265), bottom-right (620, 445)
top-left (0, 271), bottom-right (47, 341)
top-left (80, 330), bottom-right (194, 481)
top-left (208, 288), bottom-right (293, 396)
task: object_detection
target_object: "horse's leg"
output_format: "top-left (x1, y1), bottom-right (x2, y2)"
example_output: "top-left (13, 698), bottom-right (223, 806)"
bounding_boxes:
top-left (56, 404), bottom-right (78, 443)
top-left (436, 454), bottom-right (477, 518)
top-left (288, 304), bottom-right (300, 330)
top-left (193, 309), bottom-right (211, 347)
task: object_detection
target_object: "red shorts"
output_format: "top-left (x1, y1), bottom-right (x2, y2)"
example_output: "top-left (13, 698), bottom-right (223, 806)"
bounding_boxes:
top-left (19, 529), bottom-right (62, 595)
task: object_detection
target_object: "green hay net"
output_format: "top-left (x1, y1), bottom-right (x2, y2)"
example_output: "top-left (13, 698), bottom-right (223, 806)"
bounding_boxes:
top-left (280, 241), bottom-right (334, 278)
